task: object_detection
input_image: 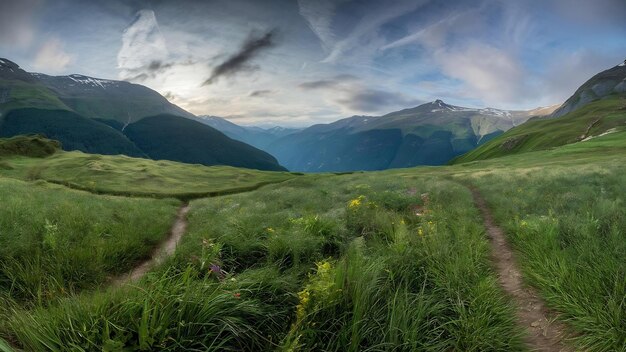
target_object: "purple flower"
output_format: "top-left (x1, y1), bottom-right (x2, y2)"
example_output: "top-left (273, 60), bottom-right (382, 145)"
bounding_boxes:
top-left (209, 264), bottom-right (225, 279)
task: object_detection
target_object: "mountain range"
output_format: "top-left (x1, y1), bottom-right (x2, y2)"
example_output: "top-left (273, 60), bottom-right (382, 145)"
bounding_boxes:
top-left (195, 116), bottom-right (302, 150)
top-left (0, 58), bottom-right (286, 171)
top-left (2, 56), bottom-right (623, 173)
top-left (255, 100), bottom-right (557, 172)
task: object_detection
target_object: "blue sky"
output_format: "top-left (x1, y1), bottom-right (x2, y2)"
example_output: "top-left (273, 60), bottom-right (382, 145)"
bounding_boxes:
top-left (1, 0), bottom-right (625, 126)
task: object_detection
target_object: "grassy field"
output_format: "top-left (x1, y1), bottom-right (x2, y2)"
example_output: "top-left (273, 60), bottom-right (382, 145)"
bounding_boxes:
top-left (2, 173), bottom-right (523, 351)
top-left (0, 130), bottom-right (624, 351)
top-left (461, 159), bottom-right (626, 351)
top-left (0, 177), bottom-right (179, 308)
top-left (0, 150), bottom-right (296, 199)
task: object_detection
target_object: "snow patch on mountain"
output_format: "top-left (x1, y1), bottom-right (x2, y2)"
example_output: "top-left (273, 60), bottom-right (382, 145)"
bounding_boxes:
top-left (67, 74), bottom-right (117, 89)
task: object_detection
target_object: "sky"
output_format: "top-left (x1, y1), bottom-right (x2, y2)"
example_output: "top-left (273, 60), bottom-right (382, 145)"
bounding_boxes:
top-left (1, 0), bottom-right (625, 127)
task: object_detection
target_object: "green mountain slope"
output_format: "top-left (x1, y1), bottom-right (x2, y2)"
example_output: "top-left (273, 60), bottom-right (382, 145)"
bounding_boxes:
top-left (452, 95), bottom-right (626, 164)
top-left (0, 58), bottom-right (194, 123)
top-left (452, 61), bottom-right (626, 164)
top-left (0, 109), bottom-right (146, 157)
top-left (0, 59), bottom-right (71, 113)
top-left (124, 114), bottom-right (287, 171)
top-left (266, 100), bottom-right (553, 172)
top-left (33, 73), bottom-right (195, 124)
top-left (551, 60), bottom-right (626, 117)
top-left (0, 59), bottom-right (287, 171)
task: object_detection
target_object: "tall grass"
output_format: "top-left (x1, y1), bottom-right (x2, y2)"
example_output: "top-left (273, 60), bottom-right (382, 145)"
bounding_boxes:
top-left (3, 173), bottom-right (523, 350)
top-left (469, 161), bottom-right (626, 351)
top-left (0, 177), bottom-right (178, 305)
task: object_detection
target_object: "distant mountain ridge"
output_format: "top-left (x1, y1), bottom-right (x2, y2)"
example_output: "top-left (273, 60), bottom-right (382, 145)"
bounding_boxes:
top-left (195, 115), bottom-right (302, 150)
top-left (0, 58), bottom-right (286, 171)
top-left (261, 100), bottom-right (557, 172)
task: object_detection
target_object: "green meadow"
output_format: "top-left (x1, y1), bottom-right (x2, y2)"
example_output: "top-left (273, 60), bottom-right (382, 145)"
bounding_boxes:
top-left (0, 131), bottom-right (624, 351)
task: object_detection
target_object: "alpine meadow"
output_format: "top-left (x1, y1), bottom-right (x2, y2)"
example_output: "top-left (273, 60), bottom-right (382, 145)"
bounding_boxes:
top-left (0, 0), bottom-right (625, 351)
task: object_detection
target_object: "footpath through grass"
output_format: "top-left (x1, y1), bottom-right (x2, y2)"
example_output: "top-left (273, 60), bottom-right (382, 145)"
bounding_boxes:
top-left (3, 173), bottom-right (523, 351)
top-left (1, 131), bottom-right (624, 351)
top-left (462, 159), bottom-right (626, 351)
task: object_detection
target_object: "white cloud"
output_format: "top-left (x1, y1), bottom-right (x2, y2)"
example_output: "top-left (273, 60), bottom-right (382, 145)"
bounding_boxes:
top-left (434, 42), bottom-right (526, 106)
top-left (117, 9), bottom-right (169, 77)
top-left (297, 0), bottom-right (342, 51)
top-left (32, 38), bottom-right (73, 72)
top-left (321, 1), bottom-right (426, 64)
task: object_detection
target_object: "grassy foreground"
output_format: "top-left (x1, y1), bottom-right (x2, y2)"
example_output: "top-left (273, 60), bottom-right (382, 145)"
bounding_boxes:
top-left (0, 131), bottom-right (624, 351)
top-left (0, 177), bottom-right (178, 309)
top-left (2, 173), bottom-right (523, 351)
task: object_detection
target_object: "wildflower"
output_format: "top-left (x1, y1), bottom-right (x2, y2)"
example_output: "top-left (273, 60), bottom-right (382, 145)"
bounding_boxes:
top-left (520, 220), bottom-right (528, 227)
top-left (209, 264), bottom-right (225, 279)
top-left (418, 227), bottom-right (424, 237)
top-left (348, 195), bottom-right (367, 209)
top-left (296, 289), bottom-right (310, 320)
top-left (233, 292), bottom-right (241, 299)
top-left (400, 219), bottom-right (405, 225)
top-left (266, 227), bottom-right (275, 233)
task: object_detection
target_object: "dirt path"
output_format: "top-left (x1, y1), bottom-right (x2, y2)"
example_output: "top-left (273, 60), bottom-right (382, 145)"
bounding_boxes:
top-left (469, 188), bottom-right (574, 352)
top-left (112, 203), bottom-right (190, 286)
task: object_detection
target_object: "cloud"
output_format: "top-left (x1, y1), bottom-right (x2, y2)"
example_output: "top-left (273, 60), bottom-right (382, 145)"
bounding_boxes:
top-left (203, 29), bottom-right (277, 85)
top-left (297, 0), bottom-right (343, 51)
top-left (0, 0), bottom-right (41, 47)
top-left (335, 88), bottom-right (421, 112)
top-left (32, 38), bottom-right (73, 72)
top-left (434, 42), bottom-right (526, 105)
top-left (117, 9), bottom-right (169, 79)
top-left (249, 89), bottom-right (274, 97)
top-left (539, 49), bottom-right (625, 105)
top-left (298, 74), bottom-right (358, 90)
top-left (299, 74), bottom-right (419, 112)
top-left (321, 0), bottom-right (427, 64)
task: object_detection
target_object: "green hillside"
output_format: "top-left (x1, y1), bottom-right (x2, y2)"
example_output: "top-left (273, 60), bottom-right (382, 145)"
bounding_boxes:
top-left (0, 135), bottom-right (60, 158)
top-left (452, 95), bottom-right (626, 164)
top-left (0, 109), bottom-right (146, 157)
top-left (0, 79), bottom-right (71, 114)
top-left (0, 150), bottom-right (295, 199)
top-left (124, 114), bottom-right (287, 172)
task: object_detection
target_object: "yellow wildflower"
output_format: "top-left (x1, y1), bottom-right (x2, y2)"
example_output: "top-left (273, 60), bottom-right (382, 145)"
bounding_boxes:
top-left (296, 288), bottom-right (310, 320)
top-left (348, 195), bottom-right (366, 209)
top-left (418, 227), bottom-right (424, 237)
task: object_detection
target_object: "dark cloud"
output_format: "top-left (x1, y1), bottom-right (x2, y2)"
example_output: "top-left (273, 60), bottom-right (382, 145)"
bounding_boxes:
top-left (299, 79), bottom-right (339, 90)
top-left (299, 74), bottom-right (418, 112)
top-left (122, 59), bottom-right (194, 82)
top-left (147, 60), bottom-right (172, 72)
top-left (298, 74), bottom-right (358, 90)
top-left (249, 89), bottom-right (274, 97)
top-left (203, 29), bottom-right (278, 85)
top-left (335, 88), bottom-right (422, 112)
